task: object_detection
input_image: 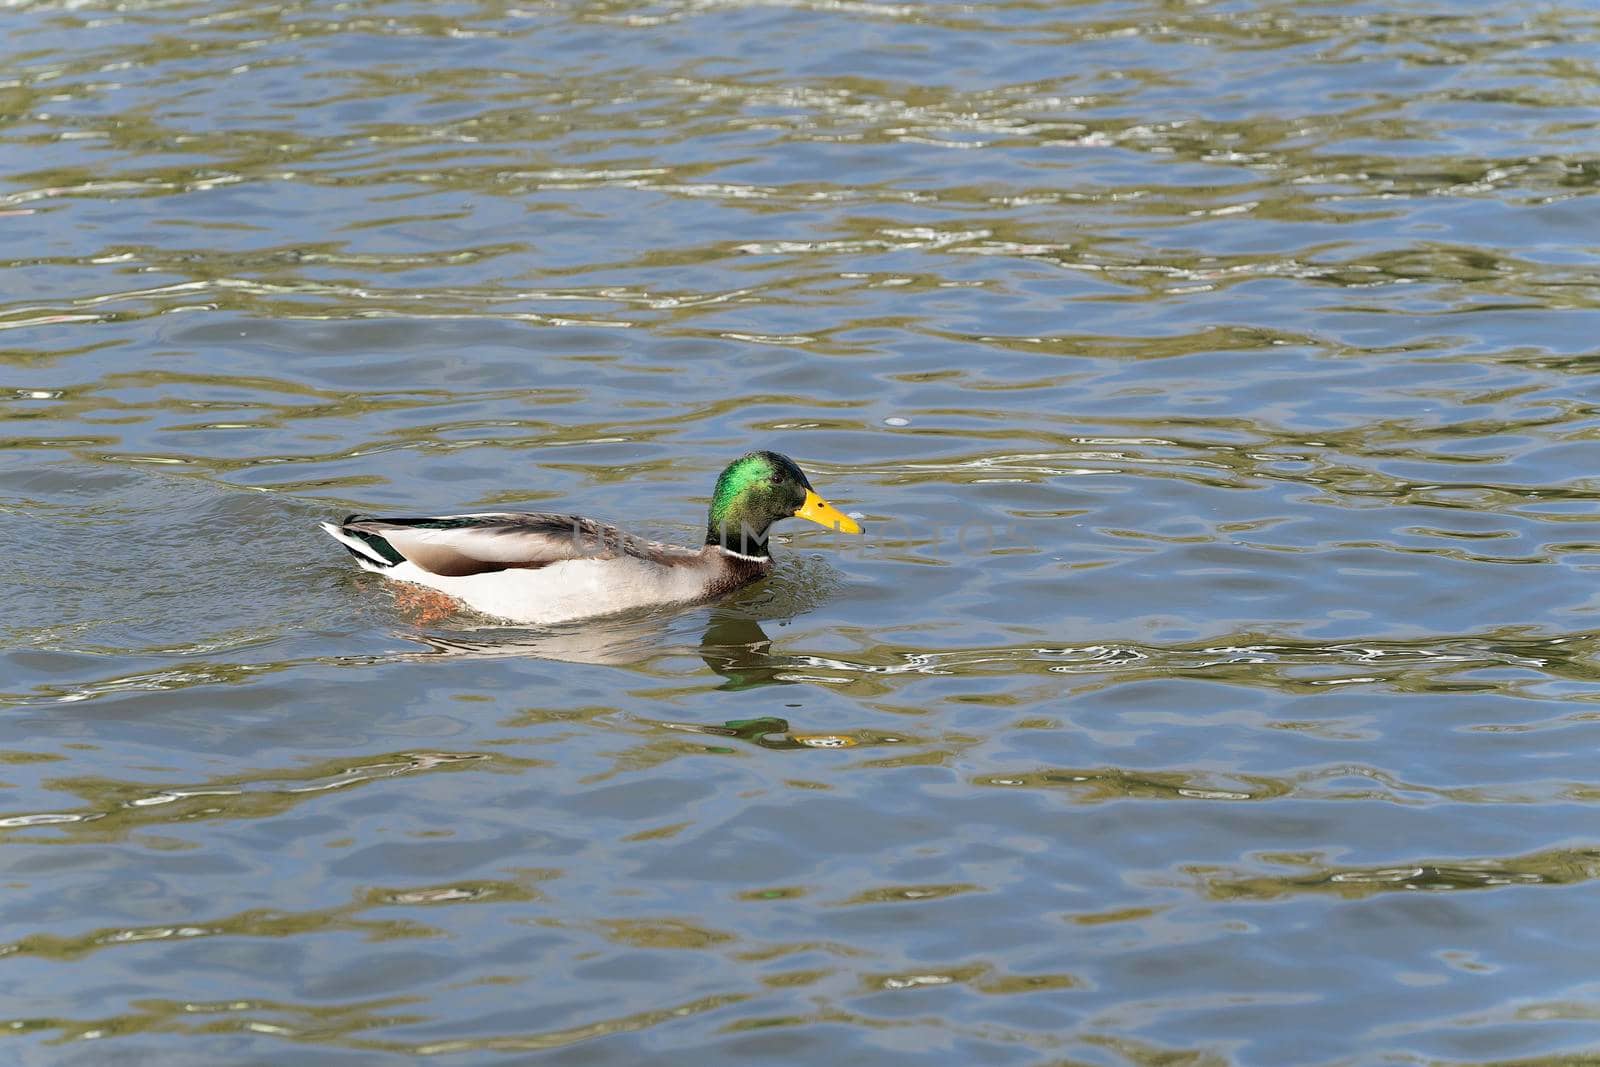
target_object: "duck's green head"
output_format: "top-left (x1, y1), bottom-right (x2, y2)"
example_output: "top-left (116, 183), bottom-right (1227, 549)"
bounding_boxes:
top-left (705, 450), bottom-right (863, 558)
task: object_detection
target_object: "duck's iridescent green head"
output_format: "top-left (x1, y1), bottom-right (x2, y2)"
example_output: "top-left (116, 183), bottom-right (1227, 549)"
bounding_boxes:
top-left (704, 451), bottom-right (862, 558)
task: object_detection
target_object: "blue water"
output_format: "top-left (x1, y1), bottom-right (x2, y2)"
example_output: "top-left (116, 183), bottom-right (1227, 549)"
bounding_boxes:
top-left (6, 1), bottom-right (1600, 1063)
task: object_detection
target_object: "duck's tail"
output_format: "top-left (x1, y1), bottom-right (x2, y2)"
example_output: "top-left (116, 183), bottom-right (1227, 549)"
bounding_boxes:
top-left (319, 514), bottom-right (402, 572)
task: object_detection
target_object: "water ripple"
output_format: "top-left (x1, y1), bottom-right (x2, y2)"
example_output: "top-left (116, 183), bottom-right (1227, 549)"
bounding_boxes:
top-left (8, 0), bottom-right (1600, 1063)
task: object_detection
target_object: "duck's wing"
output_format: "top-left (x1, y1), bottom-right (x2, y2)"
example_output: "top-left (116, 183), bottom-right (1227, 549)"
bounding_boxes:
top-left (321, 513), bottom-right (696, 577)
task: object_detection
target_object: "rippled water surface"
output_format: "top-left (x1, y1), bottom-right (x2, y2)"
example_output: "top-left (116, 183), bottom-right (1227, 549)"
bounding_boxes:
top-left (7, 1), bottom-right (1600, 1063)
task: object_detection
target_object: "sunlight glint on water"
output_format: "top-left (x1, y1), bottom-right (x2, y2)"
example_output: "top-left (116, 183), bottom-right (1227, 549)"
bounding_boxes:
top-left (5, 1), bottom-right (1600, 1064)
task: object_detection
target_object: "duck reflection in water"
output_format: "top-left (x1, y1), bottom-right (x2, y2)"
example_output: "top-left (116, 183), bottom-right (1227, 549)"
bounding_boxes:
top-left (402, 607), bottom-right (790, 688)
top-left (399, 609), bottom-right (861, 748)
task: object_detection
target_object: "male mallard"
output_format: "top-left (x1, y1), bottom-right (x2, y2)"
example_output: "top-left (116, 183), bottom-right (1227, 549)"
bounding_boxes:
top-left (320, 451), bottom-right (863, 624)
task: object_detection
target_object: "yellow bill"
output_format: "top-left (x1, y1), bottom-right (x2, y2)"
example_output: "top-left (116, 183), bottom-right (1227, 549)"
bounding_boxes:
top-left (794, 489), bottom-right (863, 534)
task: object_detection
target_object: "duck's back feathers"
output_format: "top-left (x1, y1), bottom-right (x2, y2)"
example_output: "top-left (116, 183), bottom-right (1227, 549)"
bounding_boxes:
top-left (318, 512), bottom-right (760, 623)
top-left (322, 513), bottom-right (701, 578)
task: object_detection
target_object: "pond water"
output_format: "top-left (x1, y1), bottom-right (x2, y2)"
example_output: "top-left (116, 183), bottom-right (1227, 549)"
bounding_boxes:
top-left (6, 1), bottom-right (1600, 1063)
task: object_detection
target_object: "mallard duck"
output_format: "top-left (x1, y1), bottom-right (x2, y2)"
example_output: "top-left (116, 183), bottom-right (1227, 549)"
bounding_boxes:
top-left (320, 451), bottom-right (863, 624)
